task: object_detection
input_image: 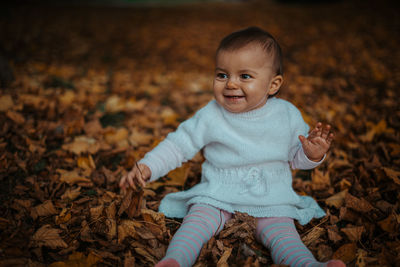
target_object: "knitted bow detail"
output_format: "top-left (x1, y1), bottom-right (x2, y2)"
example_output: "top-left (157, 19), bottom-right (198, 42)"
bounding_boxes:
top-left (240, 167), bottom-right (266, 196)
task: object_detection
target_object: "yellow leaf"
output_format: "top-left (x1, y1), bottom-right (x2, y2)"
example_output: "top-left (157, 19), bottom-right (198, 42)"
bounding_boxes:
top-left (325, 190), bottom-right (348, 209)
top-left (77, 155), bottom-right (96, 171)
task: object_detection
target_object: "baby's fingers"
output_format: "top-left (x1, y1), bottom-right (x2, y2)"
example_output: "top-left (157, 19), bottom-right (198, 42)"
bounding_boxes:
top-left (321, 124), bottom-right (332, 140)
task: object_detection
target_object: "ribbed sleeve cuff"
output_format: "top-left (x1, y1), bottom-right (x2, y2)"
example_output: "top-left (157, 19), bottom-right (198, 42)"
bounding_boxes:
top-left (291, 146), bottom-right (325, 170)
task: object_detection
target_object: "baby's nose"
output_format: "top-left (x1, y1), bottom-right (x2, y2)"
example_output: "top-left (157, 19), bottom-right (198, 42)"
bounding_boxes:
top-left (226, 79), bottom-right (239, 89)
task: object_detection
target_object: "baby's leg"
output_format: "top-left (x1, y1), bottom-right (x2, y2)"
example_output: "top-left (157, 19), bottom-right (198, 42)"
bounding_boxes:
top-left (256, 217), bottom-right (345, 267)
top-left (155, 203), bottom-right (232, 267)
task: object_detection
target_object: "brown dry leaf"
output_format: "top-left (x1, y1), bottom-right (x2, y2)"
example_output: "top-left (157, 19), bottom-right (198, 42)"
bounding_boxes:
top-left (90, 205), bottom-right (104, 221)
top-left (61, 186), bottom-right (81, 201)
top-left (134, 247), bottom-right (156, 265)
top-left (325, 189), bottom-right (348, 209)
top-left (119, 189), bottom-right (144, 218)
top-left (381, 167), bottom-right (400, 185)
top-left (32, 224), bottom-right (68, 249)
top-left (302, 226), bottom-right (325, 246)
top-left (62, 136), bottom-right (101, 155)
top-left (49, 251), bottom-right (101, 267)
top-left (57, 169), bottom-right (92, 185)
top-left (311, 169), bottom-right (331, 190)
top-left (30, 200), bottom-right (58, 220)
top-left (0, 94), bottom-right (14, 111)
top-left (6, 110), bottom-right (26, 124)
top-left (141, 208), bottom-right (166, 238)
top-left (333, 243), bottom-right (357, 263)
top-left (117, 219), bottom-right (142, 244)
top-left (124, 252), bottom-right (136, 267)
top-left (105, 218), bottom-right (117, 240)
top-left (377, 214), bottom-right (397, 233)
top-left (345, 193), bottom-right (374, 213)
top-left (104, 127), bottom-right (129, 146)
top-left (341, 226), bottom-right (365, 242)
top-left (217, 247), bottom-right (233, 267)
top-left (128, 128), bottom-right (154, 146)
top-left (327, 226), bottom-right (343, 243)
top-left (84, 119), bottom-right (103, 136)
top-left (355, 249), bottom-right (368, 267)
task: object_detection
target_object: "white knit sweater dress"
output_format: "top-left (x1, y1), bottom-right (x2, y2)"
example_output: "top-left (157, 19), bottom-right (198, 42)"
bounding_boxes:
top-left (139, 97), bottom-right (326, 225)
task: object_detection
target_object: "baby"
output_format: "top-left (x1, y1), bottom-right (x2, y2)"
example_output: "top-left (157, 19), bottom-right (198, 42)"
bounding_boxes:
top-left (120, 27), bottom-right (345, 267)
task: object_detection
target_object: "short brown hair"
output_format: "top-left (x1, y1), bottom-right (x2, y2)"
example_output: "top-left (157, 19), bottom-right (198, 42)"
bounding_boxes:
top-left (217, 27), bottom-right (283, 76)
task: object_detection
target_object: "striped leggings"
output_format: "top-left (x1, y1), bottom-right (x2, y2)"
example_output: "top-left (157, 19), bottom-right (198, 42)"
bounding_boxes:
top-left (155, 204), bottom-right (345, 267)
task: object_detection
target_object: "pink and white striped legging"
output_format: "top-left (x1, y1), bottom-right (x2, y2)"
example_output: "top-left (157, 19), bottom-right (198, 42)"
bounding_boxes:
top-left (155, 203), bottom-right (345, 267)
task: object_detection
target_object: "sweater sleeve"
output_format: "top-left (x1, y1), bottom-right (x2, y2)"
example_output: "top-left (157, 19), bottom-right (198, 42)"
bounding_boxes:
top-left (287, 103), bottom-right (310, 162)
top-left (138, 102), bottom-right (211, 182)
top-left (290, 146), bottom-right (325, 170)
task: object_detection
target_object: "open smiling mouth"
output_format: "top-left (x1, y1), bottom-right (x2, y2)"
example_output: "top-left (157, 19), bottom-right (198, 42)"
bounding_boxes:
top-left (224, 95), bottom-right (245, 99)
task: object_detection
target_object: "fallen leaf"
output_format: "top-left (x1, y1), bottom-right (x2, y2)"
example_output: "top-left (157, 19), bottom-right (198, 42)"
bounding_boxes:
top-left (6, 110), bottom-right (25, 124)
top-left (217, 247), bottom-right (233, 267)
top-left (325, 190), bottom-right (348, 209)
top-left (32, 224), bottom-right (68, 249)
top-left (333, 243), bottom-right (357, 263)
top-left (49, 251), bottom-right (101, 267)
top-left (341, 226), bottom-right (365, 242)
top-left (30, 200), bottom-right (58, 220)
top-left (0, 95), bottom-right (14, 111)
top-left (57, 169), bottom-right (92, 185)
top-left (382, 167), bottom-right (400, 185)
top-left (61, 186), bottom-right (81, 201)
top-left (62, 136), bottom-right (101, 155)
top-left (345, 193), bottom-right (374, 213)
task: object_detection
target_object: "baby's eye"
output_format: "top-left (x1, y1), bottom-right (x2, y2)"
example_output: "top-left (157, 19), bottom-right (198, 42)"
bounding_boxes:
top-left (241, 74), bottom-right (252, 79)
top-left (216, 73), bottom-right (228, 79)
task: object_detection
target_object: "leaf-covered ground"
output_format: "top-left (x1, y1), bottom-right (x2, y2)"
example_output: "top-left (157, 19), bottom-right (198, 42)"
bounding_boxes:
top-left (0, 0), bottom-right (399, 266)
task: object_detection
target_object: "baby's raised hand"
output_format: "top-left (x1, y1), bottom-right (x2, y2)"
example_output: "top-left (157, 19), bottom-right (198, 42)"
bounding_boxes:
top-left (119, 163), bottom-right (151, 191)
top-left (299, 122), bottom-right (334, 162)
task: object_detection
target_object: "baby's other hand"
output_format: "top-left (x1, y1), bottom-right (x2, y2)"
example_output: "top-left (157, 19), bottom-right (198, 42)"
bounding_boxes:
top-left (299, 122), bottom-right (334, 162)
top-left (119, 163), bottom-right (151, 191)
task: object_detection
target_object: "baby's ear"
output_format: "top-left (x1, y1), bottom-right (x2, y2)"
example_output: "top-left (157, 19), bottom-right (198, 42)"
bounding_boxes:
top-left (268, 75), bottom-right (283, 95)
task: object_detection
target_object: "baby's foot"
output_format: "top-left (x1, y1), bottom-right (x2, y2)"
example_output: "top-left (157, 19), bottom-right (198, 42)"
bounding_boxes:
top-left (154, 258), bottom-right (180, 267)
top-left (326, 260), bottom-right (346, 267)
